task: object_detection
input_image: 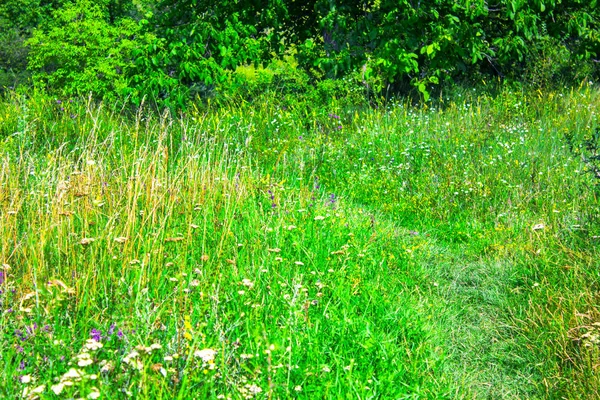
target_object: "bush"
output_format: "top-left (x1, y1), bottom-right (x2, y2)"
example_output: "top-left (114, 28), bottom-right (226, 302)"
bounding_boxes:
top-left (26, 0), bottom-right (152, 102)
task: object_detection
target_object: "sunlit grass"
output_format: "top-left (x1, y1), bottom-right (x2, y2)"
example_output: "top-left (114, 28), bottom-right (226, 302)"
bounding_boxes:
top-left (1, 84), bottom-right (600, 398)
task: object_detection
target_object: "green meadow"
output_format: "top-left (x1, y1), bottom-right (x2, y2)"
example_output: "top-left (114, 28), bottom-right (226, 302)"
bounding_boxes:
top-left (1, 86), bottom-right (600, 398)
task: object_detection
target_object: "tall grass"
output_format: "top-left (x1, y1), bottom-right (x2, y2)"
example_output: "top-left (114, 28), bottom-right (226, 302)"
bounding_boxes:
top-left (1, 85), bottom-right (599, 398)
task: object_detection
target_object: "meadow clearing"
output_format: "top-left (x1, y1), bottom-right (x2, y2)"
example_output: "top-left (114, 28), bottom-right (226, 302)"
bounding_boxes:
top-left (1, 86), bottom-right (600, 398)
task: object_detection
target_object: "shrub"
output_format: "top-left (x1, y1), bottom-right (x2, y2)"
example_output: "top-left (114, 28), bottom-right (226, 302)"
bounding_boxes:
top-left (26, 0), bottom-right (152, 102)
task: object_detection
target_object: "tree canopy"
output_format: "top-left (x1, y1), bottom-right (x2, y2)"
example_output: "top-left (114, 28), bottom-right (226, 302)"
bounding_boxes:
top-left (1, 0), bottom-right (598, 105)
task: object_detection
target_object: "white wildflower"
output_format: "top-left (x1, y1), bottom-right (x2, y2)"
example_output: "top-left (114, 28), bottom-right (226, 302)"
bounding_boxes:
top-left (194, 348), bottom-right (217, 363)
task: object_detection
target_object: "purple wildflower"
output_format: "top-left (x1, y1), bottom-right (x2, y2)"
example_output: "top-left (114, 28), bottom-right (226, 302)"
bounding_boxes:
top-left (56, 100), bottom-right (62, 105)
top-left (328, 113), bottom-right (340, 120)
top-left (268, 190), bottom-right (276, 208)
top-left (19, 360), bottom-right (25, 370)
top-left (90, 328), bottom-right (102, 342)
top-left (117, 330), bottom-right (124, 339)
top-left (15, 329), bottom-right (27, 341)
top-left (25, 324), bottom-right (37, 336)
top-left (329, 193), bottom-right (336, 207)
top-left (0, 270), bottom-right (4, 285)
top-left (108, 323), bottom-right (116, 336)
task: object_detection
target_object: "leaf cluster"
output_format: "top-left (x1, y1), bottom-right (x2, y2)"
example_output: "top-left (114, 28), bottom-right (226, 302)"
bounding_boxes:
top-left (1, 0), bottom-right (599, 106)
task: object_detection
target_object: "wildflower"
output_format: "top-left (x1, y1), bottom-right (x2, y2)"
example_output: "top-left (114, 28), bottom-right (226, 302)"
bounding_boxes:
top-left (63, 368), bottom-right (82, 379)
top-left (77, 353), bottom-right (93, 367)
top-left (314, 215), bottom-right (326, 221)
top-left (84, 339), bottom-right (103, 351)
top-left (123, 350), bottom-right (139, 364)
top-left (90, 329), bottom-right (102, 342)
top-left (100, 361), bottom-right (114, 373)
top-left (88, 387), bottom-right (101, 399)
top-left (246, 384), bottom-right (262, 394)
top-left (294, 261), bottom-right (304, 266)
top-left (268, 248), bottom-right (281, 253)
top-left (80, 238), bottom-right (95, 245)
top-left (51, 383), bottom-right (64, 395)
top-left (20, 375), bottom-right (32, 383)
top-left (23, 384), bottom-right (45, 398)
top-left (114, 237), bottom-right (127, 243)
top-left (194, 348), bottom-right (217, 363)
top-left (241, 279), bottom-right (254, 289)
top-left (294, 385), bottom-right (302, 392)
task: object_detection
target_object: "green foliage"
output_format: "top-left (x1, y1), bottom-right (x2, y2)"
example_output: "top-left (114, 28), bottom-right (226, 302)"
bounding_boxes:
top-left (293, 0), bottom-right (599, 100)
top-left (125, 0), bottom-right (290, 107)
top-left (2, 0), bottom-right (599, 106)
top-left (26, 0), bottom-right (153, 101)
